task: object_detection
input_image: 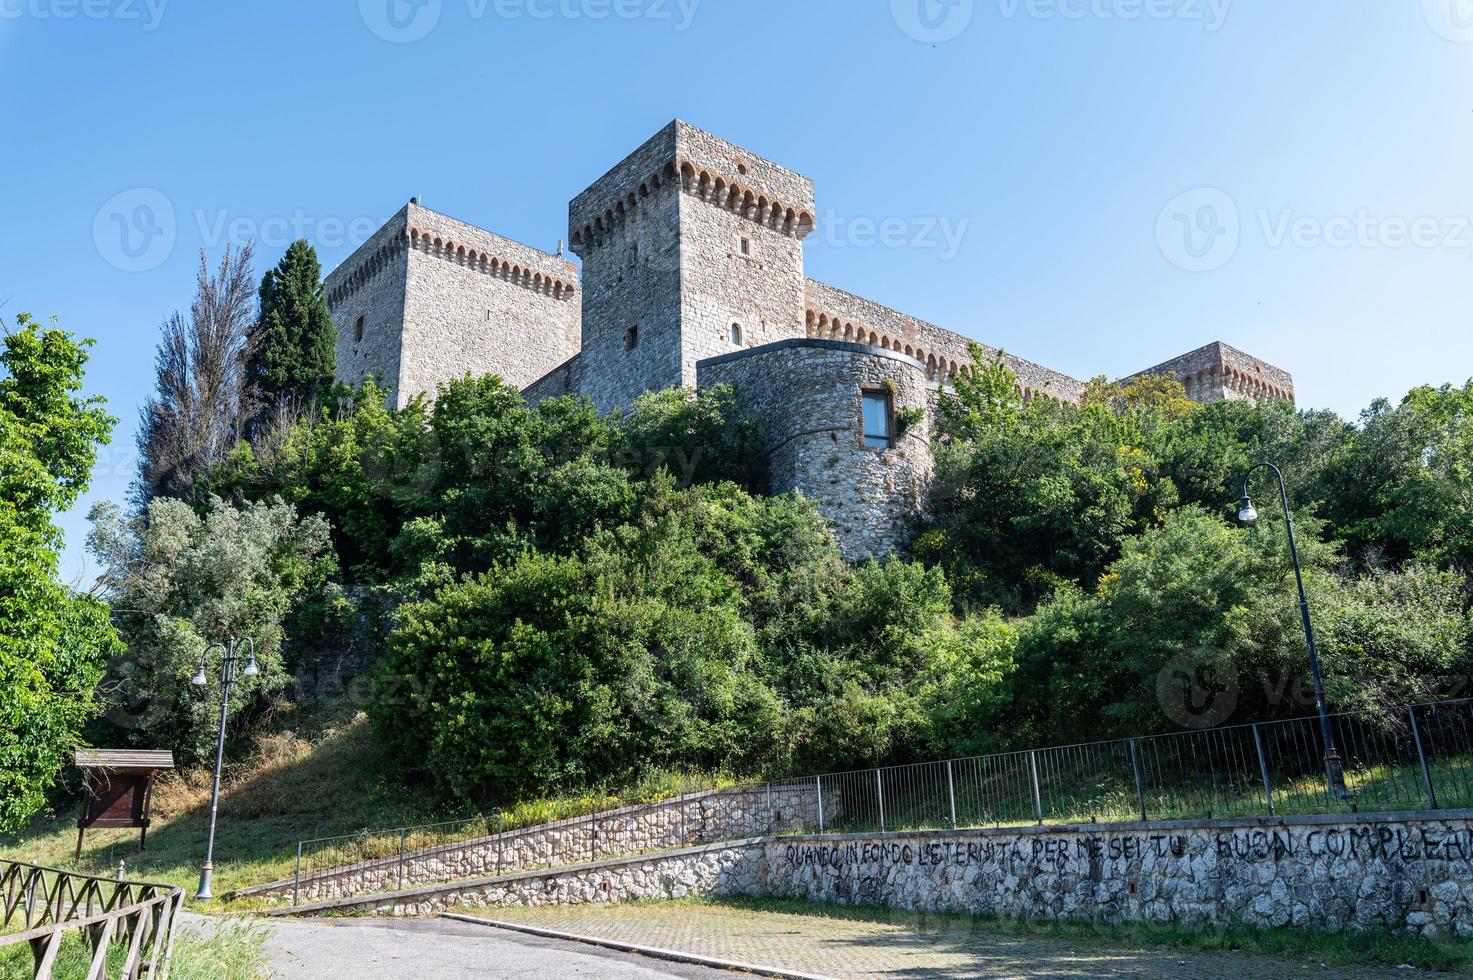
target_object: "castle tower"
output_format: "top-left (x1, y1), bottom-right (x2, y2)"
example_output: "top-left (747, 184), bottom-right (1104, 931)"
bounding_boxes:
top-left (568, 121), bottom-right (817, 413)
top-left (326, 201), bottom-right (580, 408)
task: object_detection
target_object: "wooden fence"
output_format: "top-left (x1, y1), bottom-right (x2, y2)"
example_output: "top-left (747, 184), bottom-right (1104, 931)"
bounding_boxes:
top-left (0, 860), bottom-right (185, 979)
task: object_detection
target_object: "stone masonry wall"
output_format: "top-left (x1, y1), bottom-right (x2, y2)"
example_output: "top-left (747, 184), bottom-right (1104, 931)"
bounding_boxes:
top-left (238, 784), bottom-right (823, 906)
top-left (397, 204), bottom-right (580, 408)
top-left (285, 812), bottom-right (1473, 940)
top-left (326, 206), bottom-right (411, 400)
top-left (1128, 340), bottom-right (1296, 404)
top-left (699, 341), bottom-right (934, 558)
top-left (804, 279), bottom-right (1086, 402)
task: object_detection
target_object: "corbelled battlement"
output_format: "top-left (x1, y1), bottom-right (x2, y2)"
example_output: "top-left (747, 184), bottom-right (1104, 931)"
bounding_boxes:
top-left (327, 203), bottom-right (578, 308)
top-left (1128, 340), bottom-right (1295, 404)
top-left (569, 120), bottom-right (815, 256)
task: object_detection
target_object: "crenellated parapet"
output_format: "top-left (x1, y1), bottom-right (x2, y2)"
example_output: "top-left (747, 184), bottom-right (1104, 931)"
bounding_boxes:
top-left (1127, 341), bottom-right (1295, 405)
top-left (569, 120), bottom-right (815, 256)
top-left (804, 279), bottom-right (1086, 403)
top-left (327, 203), bottom-right (577, 310)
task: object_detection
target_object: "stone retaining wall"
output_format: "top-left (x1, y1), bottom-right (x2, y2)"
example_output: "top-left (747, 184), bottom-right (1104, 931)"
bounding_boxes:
top-left (275, 811), bottom-right (1473, 939)
top-left (239, 784), bottom-right (822, 905)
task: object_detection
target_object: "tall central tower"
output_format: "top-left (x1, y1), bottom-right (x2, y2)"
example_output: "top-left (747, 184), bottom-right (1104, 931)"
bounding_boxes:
top-left (568, 120), bottom-right (816, 413)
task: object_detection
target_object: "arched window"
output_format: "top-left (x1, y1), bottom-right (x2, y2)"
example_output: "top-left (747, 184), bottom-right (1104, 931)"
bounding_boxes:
top-left (354, 315), bottom-right (365, 342)
top-left (730, 322), bottom-right (742, 346)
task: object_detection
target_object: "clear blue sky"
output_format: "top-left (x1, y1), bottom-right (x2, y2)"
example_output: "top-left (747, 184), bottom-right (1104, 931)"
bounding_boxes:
top-left (3, 0), bottom-right (1469, 584)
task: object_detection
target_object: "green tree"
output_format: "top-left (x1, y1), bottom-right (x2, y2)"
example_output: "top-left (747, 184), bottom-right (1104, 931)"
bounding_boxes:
top-left (88, 496), bottom-right (335, 761)
top-left (0, 315), bottom-right (120, 833)
top-left (248, 240), bottom-right (336, 415)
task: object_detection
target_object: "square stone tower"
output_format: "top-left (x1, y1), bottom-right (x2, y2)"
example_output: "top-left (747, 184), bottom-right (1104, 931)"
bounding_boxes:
top-left (568, 121), bottom-right (817, 413)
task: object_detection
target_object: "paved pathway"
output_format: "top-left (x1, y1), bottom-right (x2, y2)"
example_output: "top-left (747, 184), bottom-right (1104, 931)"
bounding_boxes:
top-left (480, 902), bottom-right (1427, 979)
top-left (182, 913), bottom-right (739, 979)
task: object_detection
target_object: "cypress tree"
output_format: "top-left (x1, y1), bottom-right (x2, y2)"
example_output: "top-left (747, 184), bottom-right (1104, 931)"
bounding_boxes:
top-left (249, 239), bottom-right (336, 414)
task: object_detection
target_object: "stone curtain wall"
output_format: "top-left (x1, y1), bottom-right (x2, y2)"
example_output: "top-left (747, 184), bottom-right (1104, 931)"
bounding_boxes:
top-left (699, 341), bottom-right (934, 558)
top-left (803, 279), bottom-right (1088, 403)
top-left (285, 812), bottom-right (1473, 940)
top-left (238, 784), bottom-right (822, 905)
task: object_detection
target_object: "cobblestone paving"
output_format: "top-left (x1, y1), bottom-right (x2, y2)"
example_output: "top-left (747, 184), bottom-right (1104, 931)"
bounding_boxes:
top-left (481, 902), bottom-right (1424, 979)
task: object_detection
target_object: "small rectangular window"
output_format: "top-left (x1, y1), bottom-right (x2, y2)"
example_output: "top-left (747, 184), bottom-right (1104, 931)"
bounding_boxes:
top-left (625, 324), bottom-right (639, 351)
top-left (862, 390), bottom-right (893, 449)
top-left (740, 238), bottom-right (751, 256)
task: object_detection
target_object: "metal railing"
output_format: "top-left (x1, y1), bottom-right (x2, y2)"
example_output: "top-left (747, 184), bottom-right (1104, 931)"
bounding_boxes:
top-left (777, 698), bottom-right (1473, 837)
top-left (263, 698), bottom-right (1473, 906)
top-left (0, 860), bottom-right (185, 979)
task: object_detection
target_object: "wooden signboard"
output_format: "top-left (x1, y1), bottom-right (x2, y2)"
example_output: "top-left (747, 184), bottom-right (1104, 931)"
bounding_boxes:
top-left (74, 749), bottom-right (175, 858)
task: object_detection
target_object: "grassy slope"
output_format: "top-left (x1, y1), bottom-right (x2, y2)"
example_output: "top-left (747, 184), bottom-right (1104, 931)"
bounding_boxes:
top-left (0, 699), bottom-right (462, 907)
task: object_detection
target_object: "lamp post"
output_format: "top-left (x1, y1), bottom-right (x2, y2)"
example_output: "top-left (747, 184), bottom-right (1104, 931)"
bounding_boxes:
top-left (190, 637), bottom-right (257, 900)
top-left (1237, 463), bottom-right (1347, 799)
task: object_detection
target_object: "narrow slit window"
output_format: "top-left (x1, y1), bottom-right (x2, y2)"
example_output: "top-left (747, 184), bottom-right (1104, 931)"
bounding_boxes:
top-left (862, 390), bottom-right (893, 449)
top-left (740, 237), bottom-right (751, 256)
top-left (730, 322), bottom-right (742, 346)
top-left (625, 324), bottom-right (639, 351)
top-left (354, 315), bottom-right (365, 342)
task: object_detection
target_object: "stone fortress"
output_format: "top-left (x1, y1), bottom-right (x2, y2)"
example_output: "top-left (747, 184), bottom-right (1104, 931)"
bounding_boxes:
top-left (324, 120), bottom-right (1295, 557)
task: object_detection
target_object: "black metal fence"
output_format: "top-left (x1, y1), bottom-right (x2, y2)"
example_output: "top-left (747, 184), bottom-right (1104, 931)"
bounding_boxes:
top-left (766, 698), bottom-right (1473, 837)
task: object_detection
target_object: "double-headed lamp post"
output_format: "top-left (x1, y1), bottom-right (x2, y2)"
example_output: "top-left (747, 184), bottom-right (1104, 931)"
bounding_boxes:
top-left (1237, 462), bottom-right (1347, 799)
top-left (190, 637), bottom-right (257, 900)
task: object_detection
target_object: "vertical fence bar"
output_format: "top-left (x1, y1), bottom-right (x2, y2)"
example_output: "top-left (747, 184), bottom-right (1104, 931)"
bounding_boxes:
top-left (876, 769), bottom-right (886, 833)
top-left (1251, 724), bottom-right (1275, 817)
top-left (1029, 751), bottom-right (1043, 824)
top-left (1408, 705), bottom-right (1439, 810)
top-left (680, 793), bottom-right (687, 846)
top-left (946, 760), bottom-right (957, 830)
top-left (292, 843), bottom-right (301, 908)
top-left (766, 783), bottom-right (773, 835)
top-left (1129, 740), bottom-right (1147, 822)
top-left (396, 830), bottom-right (406, 891)
top-left (816, 777), bottom-right (825, 834)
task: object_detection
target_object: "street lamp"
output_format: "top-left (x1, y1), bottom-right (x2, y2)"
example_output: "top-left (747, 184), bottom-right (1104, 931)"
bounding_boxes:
top-left (189, 636), bottom-right (257, 900)
top-left (1237, 463), bottom-right (1347, 799)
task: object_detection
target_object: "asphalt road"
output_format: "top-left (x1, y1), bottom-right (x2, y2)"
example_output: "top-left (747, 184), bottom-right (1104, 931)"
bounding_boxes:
top-left (222, 914), bottom-right (749, 979)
